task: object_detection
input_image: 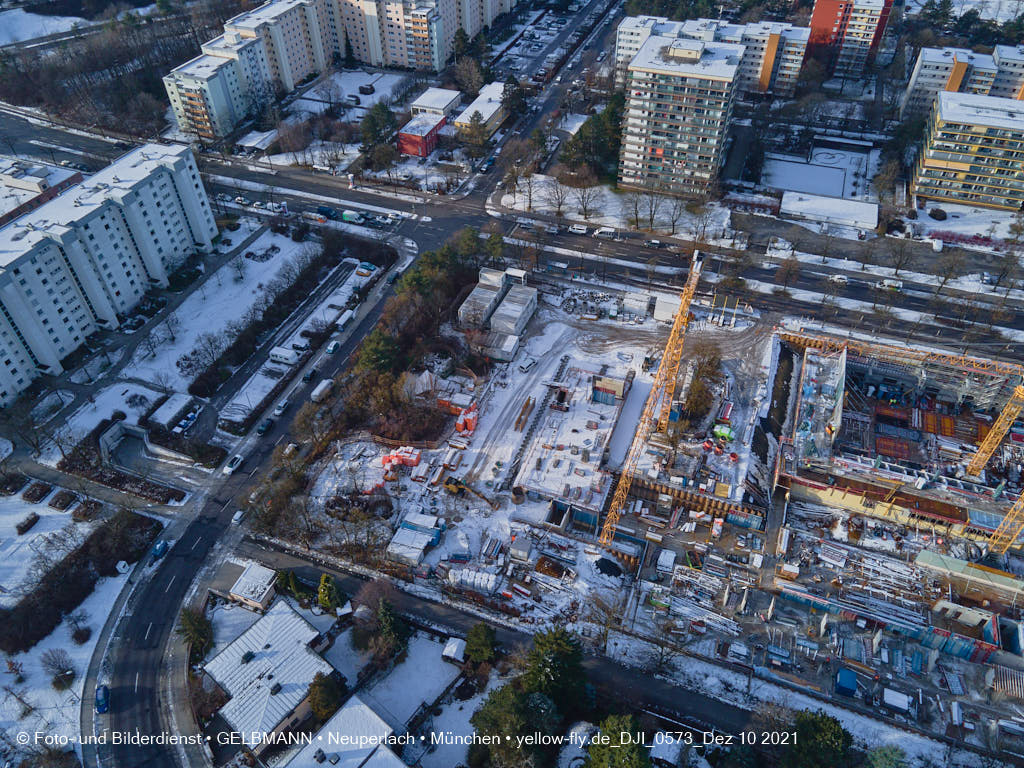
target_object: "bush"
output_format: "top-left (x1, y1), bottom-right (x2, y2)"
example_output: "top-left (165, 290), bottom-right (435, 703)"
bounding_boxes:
top-left (16, 513), bottom-right (40, 535)
top-left (48, 490), bottom-right (77, 510)
top-left (72, 627), bottom-right (92, 645)
top-left (0, 474), bottom-right (28, 495)
top-left (929, 208), bottom-right (947, 221)
top-left (22, 482), bottom-right (52, 503)
top-left (72, 499), bottom-right (102, 522)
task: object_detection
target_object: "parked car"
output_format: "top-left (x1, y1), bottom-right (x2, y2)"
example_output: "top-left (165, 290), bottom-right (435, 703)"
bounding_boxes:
top-left (568, 224), bottom-right (588, 235)
top-left (326, 341), bottom-right (340, 355)
top-left (95, 685), bottom-right (110, 714)
top-left (222, 454), bottom-right (244, 475)
top-left (302, 367), bottom-right (319, 383)
top-left (256, 418), bottom-right (274, 435)
top-left (231, 509), bottom-right (246, 525)
top-left (828, 274), bottom-right (849, 285)
top-left (273, 399), bottom-right (290, 417)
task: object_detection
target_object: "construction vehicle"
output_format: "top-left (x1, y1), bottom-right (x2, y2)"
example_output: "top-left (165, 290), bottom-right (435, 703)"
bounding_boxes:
top-left (443, 476), bottom-right (499, 509)
top-left (599, 253), bottom-right (703, 548)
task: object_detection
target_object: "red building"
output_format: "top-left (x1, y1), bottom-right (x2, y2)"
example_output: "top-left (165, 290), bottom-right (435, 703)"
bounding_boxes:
top-left (397, 114), bottom-right (445, 158)
top-left (808, 0), bottom-right (892, 75)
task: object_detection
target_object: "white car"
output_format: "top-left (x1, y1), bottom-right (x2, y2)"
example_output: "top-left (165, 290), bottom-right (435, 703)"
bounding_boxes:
top-left (222, 454), bottom-right (244, 475)
top-left (273, 399), bottom-right (289, 417)
top-left (568, 224), bottom-right (588, 235)
top-left (827, 274), bottom-right (849, 285)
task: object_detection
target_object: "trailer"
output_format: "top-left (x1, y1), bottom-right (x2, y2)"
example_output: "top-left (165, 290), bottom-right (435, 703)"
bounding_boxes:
top-left (269, 346), bottom-right (299, 365)
top-left (311, 379), bottom-right (333, 403)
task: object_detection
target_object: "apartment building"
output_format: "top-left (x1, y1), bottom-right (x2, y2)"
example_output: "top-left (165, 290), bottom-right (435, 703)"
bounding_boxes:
top-left (911, 91), bottom-right (1024, 211)
top-left (808, 0), bottom-right (892, 77)
top-left (614, 16), bottom-right (808, 98)
top-left (0, 145), bottom-right (217, 404)
top-left (901, 45), bottom-right (1024, 118)
top-left (0, 159), bottom-right (81, 228)
top-left (618, 37), bottom-right (742, 197)
top-left (166, 0), bottom-right (518, 138)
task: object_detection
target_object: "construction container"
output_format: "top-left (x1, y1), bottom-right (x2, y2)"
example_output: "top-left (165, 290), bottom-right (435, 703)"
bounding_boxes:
top-left (489, 285), bottom-right (538, 336)
top-left (835, 668), bottom-right (857, 697)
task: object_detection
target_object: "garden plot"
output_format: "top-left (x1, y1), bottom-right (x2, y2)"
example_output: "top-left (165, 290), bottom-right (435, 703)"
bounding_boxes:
top-left (499, 174), bottom-right (731, 237)
top-left (290, 71), bottom-right (410, 120)
top-left (208, 600), bottom-right (262, 658)
top-left (359, 633), bottom-right (460, 730)
top-left (365, 152), bottom-right (472, 192)
top-left (323, 627), bottom-right (374, 687)
top-left (264, 140), bottom-right (362, 172)
top-left (0, 571), bottom-right (128, 763)
top-left (122, 231), bottom-right (318, 392)
top-left (417, 674), bottom-right (501, 768)
top-left (0, 486), bottom-right (98, 607)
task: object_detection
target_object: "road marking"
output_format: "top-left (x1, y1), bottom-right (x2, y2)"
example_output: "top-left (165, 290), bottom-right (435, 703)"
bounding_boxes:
top-left (249, 467), bottom-right (259, 477)
top-left (144, 622), bottom-right (153, 641)
top-left (190, 538), bottom-right (201, 551)
top-left (275, 434), bottom-right (285, 446)
top-left (219, 501), bottom-right (230, 512)
top-left (135, 672), bottom-right (140, 693)
top-left (164, 575), bottom-right (176, 593)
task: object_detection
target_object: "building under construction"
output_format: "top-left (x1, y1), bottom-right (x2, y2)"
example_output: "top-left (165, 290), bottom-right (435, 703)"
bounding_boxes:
top-left (776, 327), bottom-right (1024, 550)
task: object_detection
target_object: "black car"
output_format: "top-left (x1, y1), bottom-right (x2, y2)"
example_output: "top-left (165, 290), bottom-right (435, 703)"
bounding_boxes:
top-left (302, 367), bottom-right (319, 383)
top-left (256, 418), bottom-right (274, 435)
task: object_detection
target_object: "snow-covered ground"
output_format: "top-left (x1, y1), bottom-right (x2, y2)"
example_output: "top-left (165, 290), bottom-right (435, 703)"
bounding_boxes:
top-left (499, 174), bottom-right (731, 237)
top-left (122, 231), bottom-right (319, 392)
top-left (0, 572), bottom-right (128, 761)
top-left (364, 151), bottom-right (472, 192)
top-left (0, 8), bottom-right (89, 44)
top-left (264, 140), bottom-right (362, 173)
top-left (42, 381), bottom-right (161, 460)
top-left (762, 146), bottom-right (880, 201)
top-left (208, 599), bottom-right (262, 658)
top-left (360, 633), bottom-right (460, 730)
top-left (559, 113), bottom-right (589, 136)
top-left (909, 202), bottom-right (1020, 243)
top-left (0, 486), bottom-right (99, 606)
top-left (289, 71), bottom-right (410, 121)
top-left (418, 674), bottom-right (501, 768)
top-left (907, 0), bottom-right (1024, 21)
top-left (323, 627), bottom-right (374, 687)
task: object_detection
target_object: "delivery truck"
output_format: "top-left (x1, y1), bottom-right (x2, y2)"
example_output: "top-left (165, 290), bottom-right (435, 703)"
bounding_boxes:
top-left (311, 379), bottom-right (333, 402)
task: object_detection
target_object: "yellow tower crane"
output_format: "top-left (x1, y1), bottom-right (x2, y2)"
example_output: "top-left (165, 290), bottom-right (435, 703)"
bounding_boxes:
top-left (599, 253), bottom-right (703, 548)
top-left (966, 384), bottom-right (1024, 478)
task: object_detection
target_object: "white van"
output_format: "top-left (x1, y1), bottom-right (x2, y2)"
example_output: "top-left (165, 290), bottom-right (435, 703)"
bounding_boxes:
top-left (231, 509), bottom-right (246, 525)
top-left (876, 278), bottom-right (903, 292)
top-left (519, 358), bottom-right (537, 373)
top-left (568, 224), bottom-right (588, 235)
top-left (593, 227), bottom-right (615, 239)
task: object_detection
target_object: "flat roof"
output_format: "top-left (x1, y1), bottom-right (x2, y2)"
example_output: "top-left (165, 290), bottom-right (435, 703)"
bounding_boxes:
top-left (0, 143), bottom-right (192, 265)
top-left (0, 160), bottom-right (77, 218)
top-left (225, 0), bottom-right (310, 30)
top-left (284, 695), bottom-right (394, 768)
top-left (919, 46), bottom-right (996, 69)
top-left (629, 35), bottom-right (743, 81)
top-left (916, 549), bottom-right (1024, 599)
top-left (937, 91), bottom-right (1024, 131)
top-left (400, 114), bottom-right (445, 137)
top-left (994, 44), bottom-right (1024, 64)
top-left (411, 87), bottom-right (461, 111)
top-left (168, 52), bottom-right (233, 80)
top-left (779, 191), bottom-right (878, 229)
top-left (204, 600), bottom-right (333, 746)
top-left (454, 82), bottom-right (505, 125)
top-left (229, 562), bottom-right (277, 603)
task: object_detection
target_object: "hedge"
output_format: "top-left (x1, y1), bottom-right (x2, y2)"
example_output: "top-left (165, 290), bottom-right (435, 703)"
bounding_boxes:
top-left (0, 508), bottom-right (160, 653)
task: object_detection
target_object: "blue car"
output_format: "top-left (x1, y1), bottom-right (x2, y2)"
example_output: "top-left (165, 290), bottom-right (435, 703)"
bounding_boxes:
top-left (95, 684), bottom-right (109, 714)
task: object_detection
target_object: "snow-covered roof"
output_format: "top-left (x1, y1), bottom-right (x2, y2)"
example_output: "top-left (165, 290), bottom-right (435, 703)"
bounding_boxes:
top-left (149, 393), bottom-right (193, 429)
top-left (361, 748), bottom-right (406, 768)
top-left (411, 87), bottom-right (461, 112)
top-left (237, 129), bottom-right (279, 150)
top-left (629, 35), bottom-right (743, 81)
top-left (283, 695), bottom-right (394, 768)
top-left (229, 562), bottom-right (277, 605)
top-left (442, 637), bottom-right (466, 661)
top-left (918, 46), bottom-right (995, 69)
top-left (399, 114), bottom-right (445, 137)
top-left (454, 82), bottom-right (505, 125)
top-left (0, 159), bottom-right (77, 219)
top-left (779, 191), bottom-right (878, 230)
top-left (936, 91), bottom-right (1024, 132)
top-left (167, 52), bottom-right (233, 80)
top-left (0, 143), bottom-right (194, 262)
top-left (204, 600), bottom-right (332, 746)
top-left (225, 0), bottom-right (311, 30)
top-left (993, 44), bottom-right (1024, 64)
top-left (650, 732), bottom-right (684, 764)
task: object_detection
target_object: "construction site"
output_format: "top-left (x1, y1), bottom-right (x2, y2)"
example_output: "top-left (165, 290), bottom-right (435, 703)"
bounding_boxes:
top-left (307, 252), bottom-right (1024, 762)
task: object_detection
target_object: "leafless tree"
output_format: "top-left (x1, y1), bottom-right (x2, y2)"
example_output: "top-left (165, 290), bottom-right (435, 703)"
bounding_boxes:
top-left (888, 237), bottom-right (915, 277)
top-left (622, 191), bottom-right (642, 229)
top-left (666, 195), bottom-right (687, 235)
top-left (933, 250), bottom-right (966, 297)
top-left (522, 172), bottom-right (536, 211)
top-left (641, 192), bottom-right (664, 231)
top-left (230, 255), bottom-right (248, 282)
top-left (572, 174), bottom-right (600, 220)
top-left (544, 173), bottom-right (570, 217)
top-left (776, 257), bottom-right (801, 289)
top-left (164, 310), bottom-right (181, 343)
top-left (40, 649), bottom-right (74, 682)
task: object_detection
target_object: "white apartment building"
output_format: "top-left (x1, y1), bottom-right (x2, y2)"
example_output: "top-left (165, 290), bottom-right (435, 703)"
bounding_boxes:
top-left (618, 37), bottom-right (742, 197)
top-left (834, 0), bottom-right (885, 77)
top-left (614, 16), bottom-right (808, 98)
top-left (901, 45), bottom-right (1024, 118)
top-left (166, 0), bottom-right (519, 138)
top-left (0, 145), bottom-right (217, 404)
